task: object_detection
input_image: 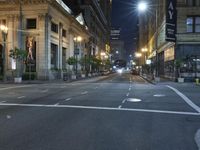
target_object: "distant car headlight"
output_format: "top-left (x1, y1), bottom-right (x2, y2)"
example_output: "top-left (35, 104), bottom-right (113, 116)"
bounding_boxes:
top-left (117, 69), bottom-right (123, 74)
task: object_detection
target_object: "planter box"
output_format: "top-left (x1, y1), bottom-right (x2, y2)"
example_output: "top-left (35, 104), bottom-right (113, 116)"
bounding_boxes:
top-left (71, 75), bottom-right (76, 80)
top-left (155, 77), bottom-right (160, 82)
top-left (81, 74), bottom-right (86, 78)
top-left (14, 77), bottom-right (22, 83)
top-left (178, 78), bottom-right (184, 83)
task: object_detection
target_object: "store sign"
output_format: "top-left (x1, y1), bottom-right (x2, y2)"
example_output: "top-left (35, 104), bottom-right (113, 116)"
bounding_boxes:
top-left (165, 0), bottom-right (177, 42)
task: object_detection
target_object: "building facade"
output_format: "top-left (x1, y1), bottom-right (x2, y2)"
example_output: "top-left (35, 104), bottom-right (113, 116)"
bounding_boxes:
top-left (138, 0), bottom-right (200, 81)
top-left (0, 0), bottom-right (90, 80)
top-left (63, 0), bottom-right (112, 63)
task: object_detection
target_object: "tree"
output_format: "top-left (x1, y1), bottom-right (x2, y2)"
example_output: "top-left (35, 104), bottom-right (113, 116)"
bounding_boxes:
top-left (67, 57), bottom-right (77, 65)
top-left (9, 47), bottom-right (27, 77)
top-left (174, 59), bottom-right (183, 78)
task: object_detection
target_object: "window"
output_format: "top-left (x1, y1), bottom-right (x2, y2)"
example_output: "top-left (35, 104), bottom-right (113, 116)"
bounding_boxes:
top-left (195, 17), bottom-right (200, 32)
top-left (187, 17), bottom-right (193, 32)
top-left (51, 43), bottom-right (58, 69)
top-left (186, 16), bottom-right (200, 33)
top-left (186, 0), bottom-right (200, 6)
top-left (51, 22), bottom-right (58, 33)
top-left (27, 19), bottom-right (36, 29)
top-left (62, 29), bottom-right (66, 37)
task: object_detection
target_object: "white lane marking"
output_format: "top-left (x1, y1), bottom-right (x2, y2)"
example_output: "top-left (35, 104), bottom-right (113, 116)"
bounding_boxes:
top-left (0, 103), bottom-right (199, 116)
top-left (41, 89), bottom-right (48, 93)
top-left (17, 96), bottom-right (25, 99)
top-left (153, 94), bottom-right (166, 97)
top-left (129, 87), bottom-right (131, 91)
top-left (195, 129), bottom-right (200, 150)
top-left (118, 105), bottom-right (122, 108)
top-left (64, 98), bottom-right (72, 101)
top-left (0, 101), bottom-right (6, 103)
top-left (0, 85), bottom-right (34, 91)
top-left (54, 103), bottom-right (59, 106)
top-left (126, 93), bottom-right (130, 97)
top-left (167, 85), bottom-right (200, 113)
top-left (122, 99), bottom-right (126, 104)
top-left (127, 98), bottom-right (142, 102)
top-left (60, 86), bottom-right (66, 88)
top-left (81, 91), bottom-right (88, 95)
top-left (6, 115), bottom-right (11, 119)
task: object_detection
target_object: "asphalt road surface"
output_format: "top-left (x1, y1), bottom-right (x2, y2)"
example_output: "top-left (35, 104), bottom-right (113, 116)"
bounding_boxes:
top-left (0, 72), bottom-right (200, 150)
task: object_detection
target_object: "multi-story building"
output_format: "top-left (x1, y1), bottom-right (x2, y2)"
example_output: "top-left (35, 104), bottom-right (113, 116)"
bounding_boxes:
top-left (110, 28), bottom-right (125, 62)
top-left (0, 0), bottom-right (90, 80)
top-left (138, 0), bottom-right (200, 81)
top-left (63, 0), bottom-right (112, 64)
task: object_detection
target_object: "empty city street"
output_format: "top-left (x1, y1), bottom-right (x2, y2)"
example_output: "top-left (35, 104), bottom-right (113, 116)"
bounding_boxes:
top-left (0, 73), bottom-right (200, 150)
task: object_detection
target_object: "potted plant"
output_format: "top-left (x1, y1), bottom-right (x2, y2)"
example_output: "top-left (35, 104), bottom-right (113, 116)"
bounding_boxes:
top-left (67, 57), bottom-right (77, 79)
top-left (9, 47), bottom-right (27, 83)
top-left (175, 59), bottom-right (184, 83)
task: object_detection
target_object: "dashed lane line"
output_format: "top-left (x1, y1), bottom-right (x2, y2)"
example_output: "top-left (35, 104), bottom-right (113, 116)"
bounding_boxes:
top-left (17, 96), bottom-right (26, 99)
top-left (167, 85), bottom-right (200, 113)
top-left (81, 91), bottom-right (88, 95)
top-left (126, 93), bottom-right (130, 97)
top-left (64, 98), bottom-right (72, 101)
top-left (0, 103), bottom-right (199, 116)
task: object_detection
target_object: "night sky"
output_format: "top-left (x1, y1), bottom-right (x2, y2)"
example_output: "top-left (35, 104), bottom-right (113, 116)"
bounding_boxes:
top-left (111, 0), bottom-right (138, 58)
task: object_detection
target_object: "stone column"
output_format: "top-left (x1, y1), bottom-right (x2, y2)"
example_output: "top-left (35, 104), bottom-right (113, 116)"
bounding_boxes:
top-left (37, 13), bottom-right (51, 80)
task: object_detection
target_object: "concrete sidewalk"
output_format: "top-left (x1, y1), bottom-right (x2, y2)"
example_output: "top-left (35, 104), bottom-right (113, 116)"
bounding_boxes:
top-left (0, 74), bottom-right (112, 85)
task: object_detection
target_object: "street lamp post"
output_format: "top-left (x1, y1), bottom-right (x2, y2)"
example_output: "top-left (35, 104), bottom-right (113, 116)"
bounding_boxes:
top-left (0, 25), bottom-right (8, 82)
top-left (74, 36), bottom-right (82, 76)
top-left (137, 1), bottom-right (159, 81)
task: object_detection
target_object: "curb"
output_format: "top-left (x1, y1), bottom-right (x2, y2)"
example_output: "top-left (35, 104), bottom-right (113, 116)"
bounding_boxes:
top-left (140, 75), bottom-right (156, 85)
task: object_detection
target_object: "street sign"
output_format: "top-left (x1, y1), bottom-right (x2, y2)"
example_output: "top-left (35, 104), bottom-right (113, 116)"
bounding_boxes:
top-left (165, 0), bottom-right (177, 42)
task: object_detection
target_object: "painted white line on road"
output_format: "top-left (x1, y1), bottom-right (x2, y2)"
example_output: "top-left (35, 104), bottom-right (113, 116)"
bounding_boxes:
top-left (118, 105), bottom-right (122, 108)
top-left (129, 87), bottom-right (131, 91)
top-left (0, 103), bottom-right (199, 116)
top-left (0, 101), bottom-right (6, 103)
top-left (167, 85), bottom-right (200, 113)
top-left (122, 99), bottom-right (126, 104)
top-left (153, 94), bottom-right (166, 97)
top-left (0, 85), bottom-right (34, 91)
top-left (17, 96), bottom-right (26, 99)
top-left (195, 129), bottom-right (200, 150)
top-left (126, 93), bottom-right (130, 97)
top-left (81, 91), bottom-right (88, 95)
top-left (64, 98), bottom-right (72, 101)
top-left (54, 103), bottom-right (59, 106)
top-left (41, 89), bottom-right (48, 93)
top-left (6, 115), bottom-right (11, 119)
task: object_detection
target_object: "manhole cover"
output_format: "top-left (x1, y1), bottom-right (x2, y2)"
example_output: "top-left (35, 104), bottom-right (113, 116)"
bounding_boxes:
top-left (153, 94), bottom-right (166, 97)
top-left (127, 98), bottom-right (142, 102)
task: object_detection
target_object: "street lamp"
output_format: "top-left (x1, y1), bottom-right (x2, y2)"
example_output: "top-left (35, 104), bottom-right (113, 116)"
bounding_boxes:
top-left (0, 25), bottom-right (8, 82)
top-left (74, 36), bottom-right (82, 75)
top-left (141, 47), bottom-right (148, 64)
top-left (137, 1), bottom-right (159, 80)
top-left (138, 1), bottom-right (148, 12)
top-left (135, 52), bottom-right (142, 58)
